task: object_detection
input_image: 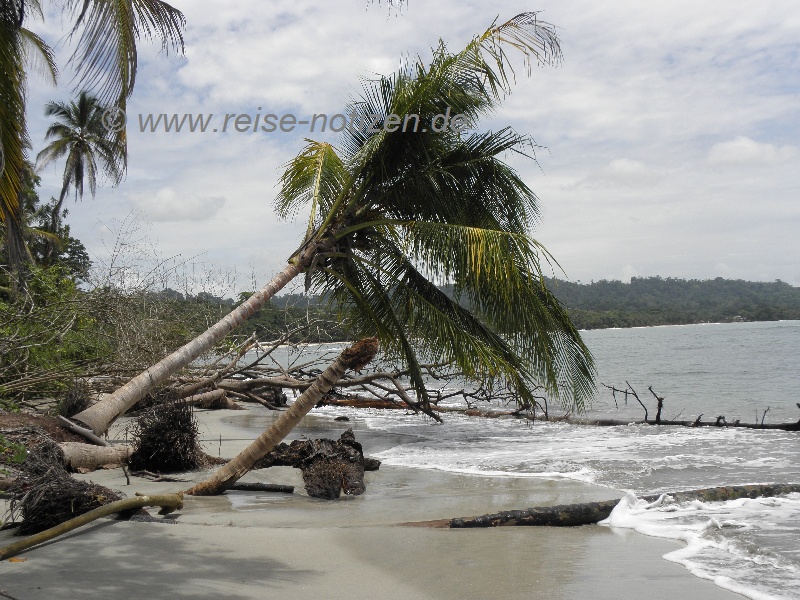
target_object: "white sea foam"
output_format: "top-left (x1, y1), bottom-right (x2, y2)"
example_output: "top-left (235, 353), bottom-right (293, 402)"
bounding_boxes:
top-left (601, 492), bottom-right (800, 599)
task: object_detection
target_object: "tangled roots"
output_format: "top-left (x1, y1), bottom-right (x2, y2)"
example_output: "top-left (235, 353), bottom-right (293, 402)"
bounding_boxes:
top-left (127, 400), bottom-right (213, 473)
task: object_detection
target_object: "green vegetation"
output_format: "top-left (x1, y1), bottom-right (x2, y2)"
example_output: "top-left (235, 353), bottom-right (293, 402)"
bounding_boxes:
top-left (0, 434), bottom-right (27, 468)
top-left (545, 276), bottom-right (800, 329)
top-left (274, 276), bottom-right (800, 334)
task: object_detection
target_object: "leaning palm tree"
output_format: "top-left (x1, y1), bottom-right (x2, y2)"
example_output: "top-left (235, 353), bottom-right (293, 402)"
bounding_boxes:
top-left (73, 13), bottom-right (596, 437)
top-left (35, 91), bottom-right (124, 240)
top-left (187, 338), bottom-right (380, 496)
top-left (1, 0), bottom-right (184, 280)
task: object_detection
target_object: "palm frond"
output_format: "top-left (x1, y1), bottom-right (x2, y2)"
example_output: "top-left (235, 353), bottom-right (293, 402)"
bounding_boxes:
top-left (276, 141), bottom-right (349, 240)
top-left (36, 91), bottom-right (124, 202)
top-left (321, 229), bottom-right (593, 410)
top-left (1, 16), bottom-right (31, 227)
top-left (65, 0), bottom-right (185, 106)
top-left (18, 27), bottom-right (57, 84)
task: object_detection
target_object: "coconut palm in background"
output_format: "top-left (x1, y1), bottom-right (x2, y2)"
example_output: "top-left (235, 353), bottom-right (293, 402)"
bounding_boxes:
top-left (0, 0), bottom-right (185, 282)
top-left (73, 13), bottom-right (596, 436)
top-left (35, 91), bottom-right (124, 256)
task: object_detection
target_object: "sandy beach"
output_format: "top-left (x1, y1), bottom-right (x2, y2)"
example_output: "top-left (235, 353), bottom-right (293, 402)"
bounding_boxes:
top-left (1, 406), bottom-right (743, 599)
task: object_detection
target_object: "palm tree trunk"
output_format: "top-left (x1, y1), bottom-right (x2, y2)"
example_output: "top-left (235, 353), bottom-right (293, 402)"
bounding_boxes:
top-left (1, 199), bottom-right (29, 297)
top-left (44, 186), bottom-right (69, 262)
top-left (71, 262), bottom-right (303, 435)
top-left (186, 337), bottom-right (378, 496)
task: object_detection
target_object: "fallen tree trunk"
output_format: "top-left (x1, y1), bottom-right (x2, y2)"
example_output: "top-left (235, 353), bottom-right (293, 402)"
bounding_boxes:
top-left (319, 396), bottom-right (536, 419)
top-left (565, 417), bottom-right (800, 431)
top-left (217, 376), bottom-right (308, 393)
top-left (186, 338), bottom-right (379, 497)
top-left (402, 483), bottom-right (800, 528)
top-left (318, 397), bottom-right (800, 431)
top-left (56, 416), bottom-right (108, 446)
top-left (58, 442), bottom-right (132, 472)
top-left (0, 493), bottom-right (184, 561)
top-left (182, 389), bottom-right (242, 410)
top-left (228, 482), bottom-right (294, 494)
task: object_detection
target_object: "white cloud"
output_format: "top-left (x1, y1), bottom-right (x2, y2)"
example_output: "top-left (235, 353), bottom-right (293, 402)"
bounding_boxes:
top-left (572, 158), bottom-right (662, 189)
top-left (708, 136), bottom-right (797, 166)
top-left (127, 188), bottom-right (226, 222)
top-left (23, 0), bottom-right (800, 288)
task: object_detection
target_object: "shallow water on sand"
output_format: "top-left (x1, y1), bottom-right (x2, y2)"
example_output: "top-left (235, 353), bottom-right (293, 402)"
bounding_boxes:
top-left (253, 321), bottom-right (800, 599)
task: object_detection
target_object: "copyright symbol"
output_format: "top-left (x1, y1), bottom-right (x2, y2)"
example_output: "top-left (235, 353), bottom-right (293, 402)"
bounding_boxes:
top-left (102, 107), bottom-right (126, 133)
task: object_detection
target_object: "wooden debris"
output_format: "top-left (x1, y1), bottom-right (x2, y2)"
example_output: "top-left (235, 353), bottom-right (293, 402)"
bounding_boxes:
top-left (252, 429), bottom-right (379, 500)
top-left (56, 416), bottom-right (108, 446)
top-left (59, 442), bottom-right (132, 472)
top-left (182, 389), bottom-right (242, 410)
top-left (401, 483), bottom-right (800, 528)
top-left (228, 482), bottom-right (294, 494)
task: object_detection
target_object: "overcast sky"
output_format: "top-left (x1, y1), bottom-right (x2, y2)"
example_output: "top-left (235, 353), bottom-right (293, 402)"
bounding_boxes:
top-left (26, 0), bottom-right (800, 295)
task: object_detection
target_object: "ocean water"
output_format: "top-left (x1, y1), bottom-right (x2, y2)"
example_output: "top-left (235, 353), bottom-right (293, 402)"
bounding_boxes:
top-left (305, 321), bottom-right (800, 599)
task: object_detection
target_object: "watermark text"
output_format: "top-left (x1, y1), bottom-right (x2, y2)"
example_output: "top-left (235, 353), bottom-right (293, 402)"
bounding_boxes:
top-left (102, 107), bottom-right (471, 135)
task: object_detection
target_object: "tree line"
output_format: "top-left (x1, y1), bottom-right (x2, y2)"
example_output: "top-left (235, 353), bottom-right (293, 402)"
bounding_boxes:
top-left (221, 274), bottom-right (800, 340)
top-left (544, 276), bottom-right (800, 329)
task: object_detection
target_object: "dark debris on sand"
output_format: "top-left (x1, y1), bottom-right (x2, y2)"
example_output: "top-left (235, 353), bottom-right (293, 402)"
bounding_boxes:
top-left (4, 438), bottom-right (122, 535)
top-left (253, 429), bottom-right (380, 500)
top-left (127, 399), bottom-right (222, 473)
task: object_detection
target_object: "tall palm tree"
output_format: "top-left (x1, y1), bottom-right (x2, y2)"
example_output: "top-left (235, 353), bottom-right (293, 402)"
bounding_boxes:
top-left (73, 13), bottom-right (596, 437)
top-left (35, 91), bottom-right (124, 239)
top-left (1, 0), bottom-right (184, 280)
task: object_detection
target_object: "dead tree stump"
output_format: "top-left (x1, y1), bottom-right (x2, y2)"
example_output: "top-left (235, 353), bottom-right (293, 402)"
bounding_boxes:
top-left (252, 429), bottom-right (379, 499)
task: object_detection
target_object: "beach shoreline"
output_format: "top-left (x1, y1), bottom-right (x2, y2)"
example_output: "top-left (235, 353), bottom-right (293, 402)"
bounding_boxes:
top-left (1, 405), bottom-right (744, 599)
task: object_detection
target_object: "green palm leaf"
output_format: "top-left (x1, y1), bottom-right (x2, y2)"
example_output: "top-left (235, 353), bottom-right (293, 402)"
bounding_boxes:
top-left (274, 13), bottom-right (595, 412)
top-left (65, 0), bottom-right (185, 107)
top-left (1, 9), bottom-right (55, 275)
top-left (36, 91), bottom-right (124, 238)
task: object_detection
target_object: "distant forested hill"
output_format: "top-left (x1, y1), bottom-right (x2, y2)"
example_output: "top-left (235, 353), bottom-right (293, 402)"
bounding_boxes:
top-left (216, 277), bottom-right (800, 338)
top-left (544, 276), bottom-right (800, 329)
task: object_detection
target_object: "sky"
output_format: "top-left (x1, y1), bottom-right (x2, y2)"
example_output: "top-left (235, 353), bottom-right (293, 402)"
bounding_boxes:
top-left (24, 0), bottom-right (800, 296)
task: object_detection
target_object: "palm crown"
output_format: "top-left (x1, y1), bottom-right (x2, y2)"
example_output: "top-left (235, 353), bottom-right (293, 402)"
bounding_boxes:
top-left (277, 14), bottom-right (596, 412)
top-left (36, 91), bottom-right (124, 232)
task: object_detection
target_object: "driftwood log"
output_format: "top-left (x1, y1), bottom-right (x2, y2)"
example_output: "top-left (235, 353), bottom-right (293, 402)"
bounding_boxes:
top-left (317, 397), bottom-right (800, 431)
top-left (182, 389), bottom-right (242, 410)
top-left (58, 442), bottom-right (132, 472)
top-left (402, 483), bottom-right (800, 528)
top-left (228, 482), bottom-right (295, 494)
top-left (252, 429), bottom-right (380, 499)
top-left (564, 417), bottom-right (800, 431)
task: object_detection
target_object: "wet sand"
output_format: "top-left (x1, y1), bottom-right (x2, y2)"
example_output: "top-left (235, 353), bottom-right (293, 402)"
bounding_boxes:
top-left (0, 406), bottom-right (742, 599)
